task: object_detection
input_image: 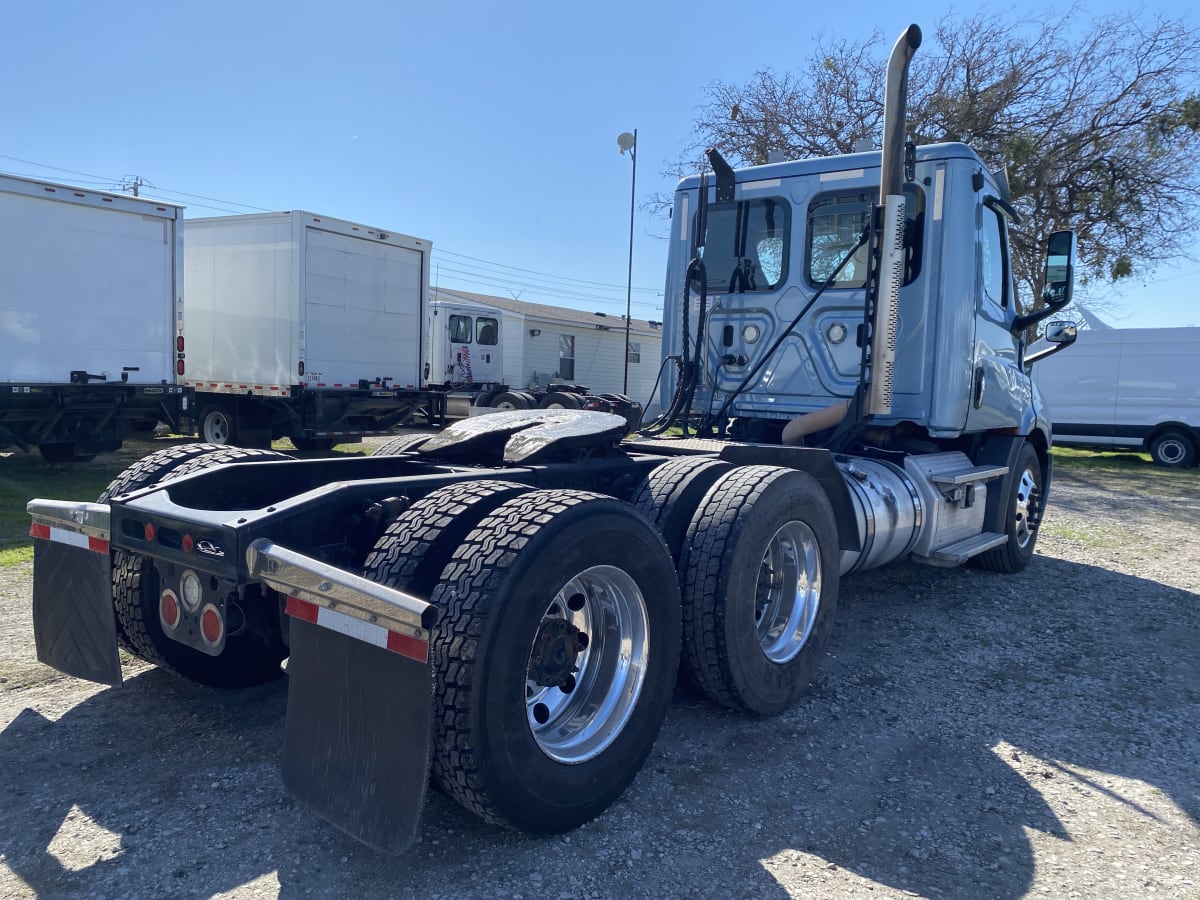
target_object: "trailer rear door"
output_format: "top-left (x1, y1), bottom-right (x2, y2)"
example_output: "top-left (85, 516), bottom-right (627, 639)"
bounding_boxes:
top-left (303, 228), bottom-right (424, 388)
top-left (0, 182), bottom-right (177, 384)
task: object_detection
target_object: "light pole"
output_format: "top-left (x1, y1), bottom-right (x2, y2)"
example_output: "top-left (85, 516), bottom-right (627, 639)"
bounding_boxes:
top-left (617, 130), bottom-right (637, 394)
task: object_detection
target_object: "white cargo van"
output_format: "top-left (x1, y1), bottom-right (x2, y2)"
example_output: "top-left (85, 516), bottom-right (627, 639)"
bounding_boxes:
top-left (1035, 326), bottom-right (1200, 467)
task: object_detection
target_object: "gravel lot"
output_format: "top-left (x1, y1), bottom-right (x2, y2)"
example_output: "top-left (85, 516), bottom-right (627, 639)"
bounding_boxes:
top-left (0, 456), bottom-right (1197, 899)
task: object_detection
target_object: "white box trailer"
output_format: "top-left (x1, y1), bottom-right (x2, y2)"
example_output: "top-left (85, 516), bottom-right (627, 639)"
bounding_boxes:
top-left (0, 173), bottom-right (191, 461)
top-left (1035, 325), bottom-right (1200, 467)
top-left (183, 212), bottom-right (445, 449)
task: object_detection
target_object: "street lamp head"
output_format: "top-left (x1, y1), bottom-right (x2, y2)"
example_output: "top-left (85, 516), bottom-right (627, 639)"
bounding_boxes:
top-left (617, 132), bottom-right (636, 155)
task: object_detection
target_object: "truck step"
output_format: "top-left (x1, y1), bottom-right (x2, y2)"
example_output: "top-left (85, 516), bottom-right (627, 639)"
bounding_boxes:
top-left (921, 532), bottom-right (1009, 565)
top-left (929, 465), bottom-right (1008, 487)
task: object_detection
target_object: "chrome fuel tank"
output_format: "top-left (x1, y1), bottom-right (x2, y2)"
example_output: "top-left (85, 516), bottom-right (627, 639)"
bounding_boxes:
top-left (836, 456), bottom-right (923, 575)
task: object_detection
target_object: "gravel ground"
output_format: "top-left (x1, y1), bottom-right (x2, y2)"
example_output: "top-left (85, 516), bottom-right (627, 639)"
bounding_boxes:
top-left (0, 457), bottom-right (1197, 899)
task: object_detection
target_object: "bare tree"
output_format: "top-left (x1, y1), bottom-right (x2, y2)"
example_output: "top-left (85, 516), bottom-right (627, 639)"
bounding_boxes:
top-left (665, 11), bottom-right (1200, 316)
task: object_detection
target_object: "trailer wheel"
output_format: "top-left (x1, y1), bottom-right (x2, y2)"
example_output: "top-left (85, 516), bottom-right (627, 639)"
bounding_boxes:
top-left (199, 403), bottom-right (236, 445)
top-left (428, 491), bottom-right (680, 833)
top-left (110, 446), bottom-right (294, 687)
top-left (631, 457), bottom-right (734, 565)
top-left (491, 391), bottom-right (531, 410)
top-left (364, 479), bottom-right (533, 595)
top-left (681, 465), bottom-right (839, 717)
top-left (974, 442), bottom-right (1044, 573)
top-left (290, 437), bottom-right (336, 453)
top-left (38, 443), bottom-right (90, 463)
top-left (372, 433), bottom-right (433, 457)
top-left (539, 391), bottom-right (583, 410)
top-left (1148, 431), bottom-right (1196, 468)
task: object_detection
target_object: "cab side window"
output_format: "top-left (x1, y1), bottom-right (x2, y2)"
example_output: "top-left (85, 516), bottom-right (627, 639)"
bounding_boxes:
top-left (979, 209), bottom-right (1008, 309)
top-left (449, 314), bottom-right (473, 343)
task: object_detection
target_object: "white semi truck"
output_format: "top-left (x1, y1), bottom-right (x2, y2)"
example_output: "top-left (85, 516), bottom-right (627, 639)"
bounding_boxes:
top-left (0, 173), bottom-right (191, 461)
top-left (427, 298), bottom-right (643, 428)
top-left (28, 25), bottom-right (1077, 854)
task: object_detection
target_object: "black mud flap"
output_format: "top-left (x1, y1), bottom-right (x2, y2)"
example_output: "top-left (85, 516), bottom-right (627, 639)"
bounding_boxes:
top-left (28, 501), bottom-right (121, 687)
top-left (246, 539), bottom-right (438, 855)
top-left (283, 617), bottom-right (433, 854)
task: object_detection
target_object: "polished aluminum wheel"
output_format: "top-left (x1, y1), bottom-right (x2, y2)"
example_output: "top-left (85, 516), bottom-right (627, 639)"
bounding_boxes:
top-left (1013, 466), bottom-right (1042, 549)
top-left (525, 565), bottom-right (649, 764)
top-left (754, 521), bottom-right (822, 664)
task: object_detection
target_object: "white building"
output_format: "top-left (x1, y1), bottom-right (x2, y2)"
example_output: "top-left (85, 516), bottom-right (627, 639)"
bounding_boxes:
top-left (431, 287), bottom-right (664, 415)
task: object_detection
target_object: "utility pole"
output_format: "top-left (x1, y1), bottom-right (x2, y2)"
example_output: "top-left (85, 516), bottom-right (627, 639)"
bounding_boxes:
top-left (121, 176), bottom-right (149, 197)
top-left (617, 130), bottom-right (637, 394)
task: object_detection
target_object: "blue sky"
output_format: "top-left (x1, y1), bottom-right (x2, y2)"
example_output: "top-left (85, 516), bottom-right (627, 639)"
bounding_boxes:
top-left (2, 1), bottom-right (1197, 328)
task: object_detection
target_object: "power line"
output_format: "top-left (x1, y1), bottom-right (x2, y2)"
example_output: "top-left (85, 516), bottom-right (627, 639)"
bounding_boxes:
top-left (0, 152), bottom-right (666, 309)
top-left (434, 247), bottom-right (660, 294)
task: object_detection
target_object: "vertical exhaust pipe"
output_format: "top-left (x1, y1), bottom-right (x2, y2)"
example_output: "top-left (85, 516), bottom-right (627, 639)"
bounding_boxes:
top-left (864, 24), bottom-right (922, 418)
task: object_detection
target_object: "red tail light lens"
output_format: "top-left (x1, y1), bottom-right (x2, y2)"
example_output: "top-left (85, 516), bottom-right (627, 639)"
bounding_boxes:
top-left (176, 335), bottom-right (185, 352)
top-left (176, 359), bottom-right (185, 376)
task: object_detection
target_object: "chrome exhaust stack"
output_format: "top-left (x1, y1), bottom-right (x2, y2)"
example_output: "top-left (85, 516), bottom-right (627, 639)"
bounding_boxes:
top-left (863, 24), bottom-right (922, 418)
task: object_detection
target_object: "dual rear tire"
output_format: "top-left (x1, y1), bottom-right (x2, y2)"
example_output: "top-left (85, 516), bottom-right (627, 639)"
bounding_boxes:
top-left (364, 485), bottom-right (681, 833)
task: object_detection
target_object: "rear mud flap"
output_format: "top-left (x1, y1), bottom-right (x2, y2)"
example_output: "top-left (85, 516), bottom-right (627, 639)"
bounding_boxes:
top-left (283, 617), bottom-right (433, 854)
top-left (247, 539), bottom-right (438, 855)
top-left (28, 501), bottom-right (121, 686)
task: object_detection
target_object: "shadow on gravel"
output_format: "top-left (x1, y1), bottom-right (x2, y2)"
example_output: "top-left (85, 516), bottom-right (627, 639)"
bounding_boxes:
top-left (1, 555), bottom-right (1196, 898)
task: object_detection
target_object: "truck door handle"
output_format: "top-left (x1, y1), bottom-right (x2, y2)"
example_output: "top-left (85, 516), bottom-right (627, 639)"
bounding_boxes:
top-left (973, 367), bottom-right (986, 409)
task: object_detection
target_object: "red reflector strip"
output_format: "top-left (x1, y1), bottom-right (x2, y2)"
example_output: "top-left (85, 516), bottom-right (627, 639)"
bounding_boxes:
top-left (284, 595), bottom-right (319, 623)
top-left (29, 522), bottom-right (109, 554)
top-left (284, 595), bottom-right (428, 663)
top-left (387, 631), bottom-right (428, 660)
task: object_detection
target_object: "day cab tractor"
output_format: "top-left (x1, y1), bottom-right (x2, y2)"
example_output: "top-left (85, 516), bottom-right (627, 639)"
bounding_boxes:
top-left (27, 24), bottom-right (1077, 854)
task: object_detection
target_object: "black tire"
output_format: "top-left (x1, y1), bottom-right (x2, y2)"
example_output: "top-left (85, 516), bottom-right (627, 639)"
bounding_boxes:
top-left (514, 391), bottom-right (538, 408)
top-left (491, 391), bottom-right (531, 410)
top-left (631, 457), bottom-right (734, 565)
top-left (290, 437), bottom-right (336, 453)
top-left (98, 442), bottom-right (231, 654)
top-left (199, 403), bottom-right (236, 445)
top-left (98, 442), bottom-right (230, 502)
top-left (38, 443), bottom-right (84, 463)
top-left (363, 480), bottom-right (534, 597)
top-left (1149, 431), bottom-right (1196, 468)
top-left (680, 465), bottom-right (839, 717)
top-left (974, 442), bottom-right (1045, 573)
top-left (110, 446), bottom-right (294, 687)
top-left (372, 433), bottom-right (433, 457)
top-left (538, 391), bottom-right (583, 410)
top-left (427, 490), bottom-right (681, 833)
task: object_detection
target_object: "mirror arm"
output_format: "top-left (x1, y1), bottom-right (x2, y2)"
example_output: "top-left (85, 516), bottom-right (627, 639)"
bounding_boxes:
top-left (1011, 295), bottom-right (1070, 334)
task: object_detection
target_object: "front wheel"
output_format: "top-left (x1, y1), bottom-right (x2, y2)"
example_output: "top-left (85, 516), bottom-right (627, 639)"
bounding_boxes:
top-left (1149, 431), bottom-right (1196, 468)
top-left (428, 490), bottom-right (681, 833)
top-left (974, 442), bottom-right (1044, 573)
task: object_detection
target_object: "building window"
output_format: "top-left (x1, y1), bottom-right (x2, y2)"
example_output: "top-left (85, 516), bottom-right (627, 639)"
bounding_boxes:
top-left (559, 334), bottom-right (575, 381)
top-left (476, 316), bottom-right (499, 345)
top-left (627, 341), bottom-right (641, 364)
top-left (449, 314), bottom-right (472, 343)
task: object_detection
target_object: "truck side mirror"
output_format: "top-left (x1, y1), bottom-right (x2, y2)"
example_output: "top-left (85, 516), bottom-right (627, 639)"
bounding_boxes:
top-left (1011, 230), bottom-right (1077, 334)
top-left (1024, 319), bottom-right (1078, 365)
